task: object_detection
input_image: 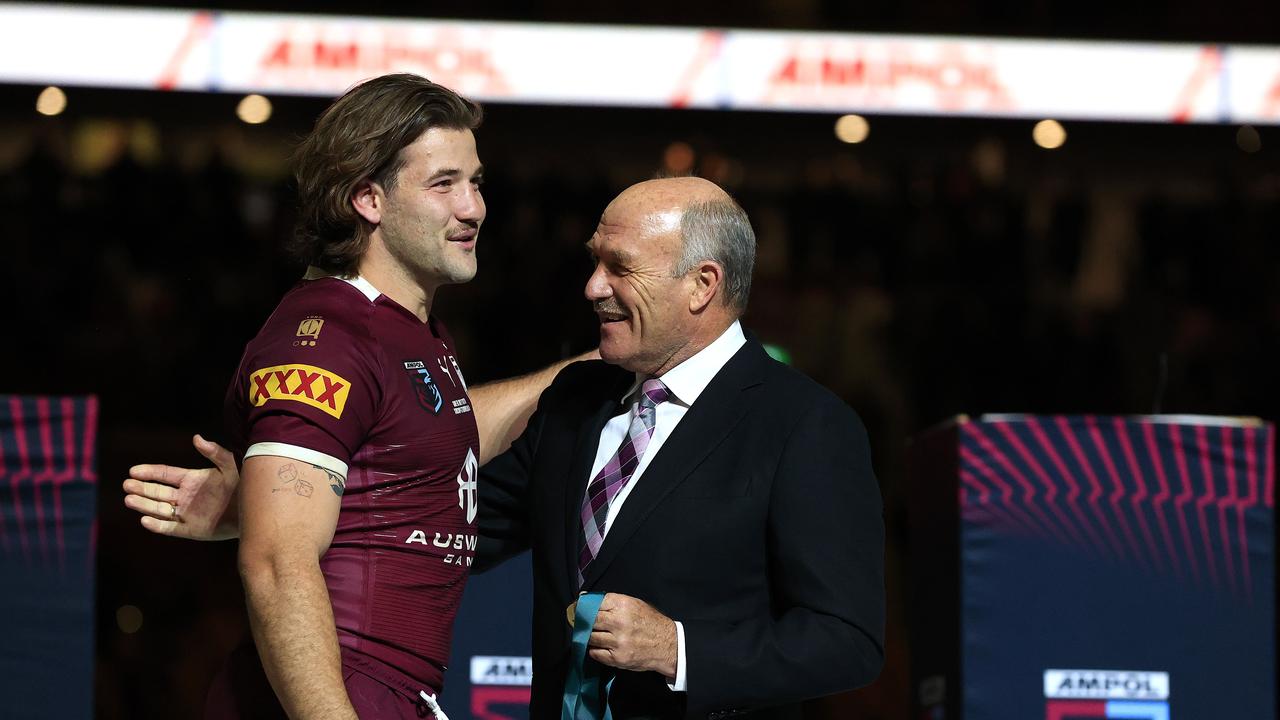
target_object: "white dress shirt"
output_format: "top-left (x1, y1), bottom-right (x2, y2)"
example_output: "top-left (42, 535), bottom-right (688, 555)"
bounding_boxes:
top-left (584, 320), bottom-right (747, 693)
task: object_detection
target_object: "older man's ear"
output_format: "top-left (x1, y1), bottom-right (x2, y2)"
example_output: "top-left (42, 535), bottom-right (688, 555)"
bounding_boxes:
top-left (687, 260), bottom-right (725, 314)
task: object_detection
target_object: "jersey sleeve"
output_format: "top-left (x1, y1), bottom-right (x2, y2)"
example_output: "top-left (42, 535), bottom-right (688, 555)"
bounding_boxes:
top-left (238, 315), bottom-right (382, 478)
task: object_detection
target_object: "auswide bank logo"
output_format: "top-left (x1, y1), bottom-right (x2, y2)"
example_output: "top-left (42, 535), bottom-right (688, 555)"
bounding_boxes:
top-left (1044, 669), bottom-right (1169, 720)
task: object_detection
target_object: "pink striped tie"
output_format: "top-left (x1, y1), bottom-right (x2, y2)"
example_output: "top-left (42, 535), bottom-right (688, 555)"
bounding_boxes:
top-left (577, 378), bottom-right (669, 585)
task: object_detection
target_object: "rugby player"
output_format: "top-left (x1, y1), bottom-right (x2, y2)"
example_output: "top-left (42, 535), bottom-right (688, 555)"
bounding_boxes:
top-left (124, 73), bottom-right (585, 719)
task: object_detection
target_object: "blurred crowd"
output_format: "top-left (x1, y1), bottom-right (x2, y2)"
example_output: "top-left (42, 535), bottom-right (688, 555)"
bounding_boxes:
top-left (2, 96), bottom-right (1276, 718)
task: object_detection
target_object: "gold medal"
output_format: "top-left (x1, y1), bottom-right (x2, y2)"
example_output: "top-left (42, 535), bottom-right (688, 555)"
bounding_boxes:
top-left (566, 600), bottom-right (578, 627)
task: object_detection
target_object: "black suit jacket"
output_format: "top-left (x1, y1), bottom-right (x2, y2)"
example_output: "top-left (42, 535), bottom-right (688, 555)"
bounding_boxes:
top-left (477, 338), bottom-right (884, 720)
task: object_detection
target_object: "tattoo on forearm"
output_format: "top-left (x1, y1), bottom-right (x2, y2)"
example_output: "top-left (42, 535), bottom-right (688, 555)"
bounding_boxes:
top-left (272, 463), bottom-right (314, 498)
top-left (311, 464), bottom-right (346, 497)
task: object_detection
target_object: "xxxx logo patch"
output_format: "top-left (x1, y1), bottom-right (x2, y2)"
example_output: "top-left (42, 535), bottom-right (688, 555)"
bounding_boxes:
top-left (249, 364), bottom-right (351, 418)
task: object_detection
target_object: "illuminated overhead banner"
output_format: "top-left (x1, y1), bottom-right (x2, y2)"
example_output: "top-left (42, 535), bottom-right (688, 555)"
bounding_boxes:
top-left (1, 2), bottom-right (1279, 123)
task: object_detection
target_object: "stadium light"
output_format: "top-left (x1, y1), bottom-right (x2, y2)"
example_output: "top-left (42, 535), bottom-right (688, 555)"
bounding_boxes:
top-left (1033, 119), bottom-right (1067, 149)
top-left (236, 94), bottom-right (272, 124)
top-left (835, 114), bottom-right (870, 144)
top-left (36, 86), bottom-right (66, 116)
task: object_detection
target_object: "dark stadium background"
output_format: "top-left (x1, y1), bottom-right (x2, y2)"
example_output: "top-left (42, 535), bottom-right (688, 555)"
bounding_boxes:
top-left (1, 1), bottom-right (1277, 717)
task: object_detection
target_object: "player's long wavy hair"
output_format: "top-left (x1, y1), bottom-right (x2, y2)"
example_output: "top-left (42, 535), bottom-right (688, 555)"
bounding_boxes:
top-left (290, 73), bottom-right (483, 277)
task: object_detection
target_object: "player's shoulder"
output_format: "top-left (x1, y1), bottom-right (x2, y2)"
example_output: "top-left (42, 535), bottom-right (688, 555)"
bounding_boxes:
top-left (266, 276), bottom-right (379, 339)
top-left (242, 276), bottom-right (384, 376)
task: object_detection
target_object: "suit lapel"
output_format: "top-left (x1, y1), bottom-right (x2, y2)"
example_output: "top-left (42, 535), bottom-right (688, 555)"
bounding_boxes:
top-left (562, 369), bottom-right (634, 594)
top-left (581, 341), bottom-right (769, 589)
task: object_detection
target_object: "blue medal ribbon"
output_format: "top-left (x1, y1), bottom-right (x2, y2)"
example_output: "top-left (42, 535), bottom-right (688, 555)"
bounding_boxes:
top-left (561, 592), bottom-right (614, 720)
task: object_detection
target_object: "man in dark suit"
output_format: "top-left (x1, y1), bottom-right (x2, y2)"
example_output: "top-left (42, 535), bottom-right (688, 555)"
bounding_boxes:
top-left (477, 176), bottom-right (884, 719)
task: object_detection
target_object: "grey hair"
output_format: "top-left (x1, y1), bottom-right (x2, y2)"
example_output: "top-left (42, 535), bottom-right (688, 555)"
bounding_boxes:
top-left (673, 198), bottom-right (756, 313)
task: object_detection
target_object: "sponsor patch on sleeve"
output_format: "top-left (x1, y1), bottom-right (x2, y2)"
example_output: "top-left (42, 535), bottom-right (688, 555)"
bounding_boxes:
top-left (249, 363), bottom-right (351, 418)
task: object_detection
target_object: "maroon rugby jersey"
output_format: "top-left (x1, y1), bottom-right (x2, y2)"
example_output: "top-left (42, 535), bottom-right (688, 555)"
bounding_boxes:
top-left (224, 273), bottom-right (479, 696)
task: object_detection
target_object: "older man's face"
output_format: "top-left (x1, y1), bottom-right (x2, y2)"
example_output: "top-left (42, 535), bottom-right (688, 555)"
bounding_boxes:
top-left (583, 196), bottom-right (693, 376)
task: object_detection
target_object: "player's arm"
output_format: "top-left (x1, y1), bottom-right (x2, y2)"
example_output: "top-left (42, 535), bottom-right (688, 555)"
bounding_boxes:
top-left (470, 349), bottom-right (599, 465)
top-left (122, 346), bottom-right (596, 539)
top-left (237, 454), bottom-right (357, 720)
top-left (121, 351), bottom-right (602, 541)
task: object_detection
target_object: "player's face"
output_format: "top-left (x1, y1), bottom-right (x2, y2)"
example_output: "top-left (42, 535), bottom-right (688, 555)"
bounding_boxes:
top-left (584, 195), bottom-right (696, 376)
top-left (378, 127), bottom-right (485, 289)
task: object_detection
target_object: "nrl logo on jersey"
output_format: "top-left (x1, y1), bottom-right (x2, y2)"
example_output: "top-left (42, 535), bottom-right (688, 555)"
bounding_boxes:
top-left (403, 360), bottom-right (443, 414)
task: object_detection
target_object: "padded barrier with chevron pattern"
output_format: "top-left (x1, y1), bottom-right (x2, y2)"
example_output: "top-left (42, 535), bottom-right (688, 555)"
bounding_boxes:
top-left (907, 415), bottom-right (1275, 720)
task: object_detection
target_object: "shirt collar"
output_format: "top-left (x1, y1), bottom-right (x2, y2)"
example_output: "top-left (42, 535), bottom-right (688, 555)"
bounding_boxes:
top-left (303, 266), bottom-right (382, 302)
top-left (620, 321), bottom-right (747, 407)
